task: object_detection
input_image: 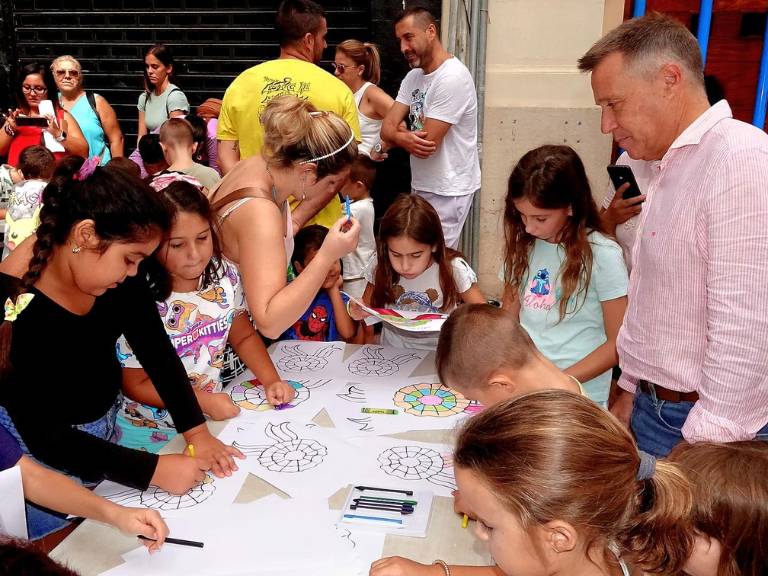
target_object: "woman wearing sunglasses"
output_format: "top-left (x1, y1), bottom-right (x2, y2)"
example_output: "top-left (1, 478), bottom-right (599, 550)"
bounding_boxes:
top-left (0, 62), bottom-right (87, 167)
top-left (52, 55), bottom-right (124, 165)
top-left (333, 40), bottom-right (394, 158)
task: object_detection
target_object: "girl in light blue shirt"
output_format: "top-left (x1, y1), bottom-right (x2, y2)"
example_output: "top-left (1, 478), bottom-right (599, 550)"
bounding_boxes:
top-left (501, 145), bottom-right (628, 404)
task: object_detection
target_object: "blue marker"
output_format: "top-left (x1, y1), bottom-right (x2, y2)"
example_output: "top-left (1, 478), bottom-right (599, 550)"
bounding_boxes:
top-left (345, 195), bottom-right (351, 220)
top-left (343, 513), bottom-right (403, 524)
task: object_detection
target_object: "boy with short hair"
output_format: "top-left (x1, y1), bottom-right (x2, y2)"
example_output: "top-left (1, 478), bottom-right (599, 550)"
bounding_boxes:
top-left (159, 118), bottom-right (220, 190)
top-left (338, 154), bottom-right (376, 299)
top-left (138, 133), bottom-right (168, 178)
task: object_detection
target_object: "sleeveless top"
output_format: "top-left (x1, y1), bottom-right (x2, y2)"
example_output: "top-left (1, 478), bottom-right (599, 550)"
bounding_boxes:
top-left (214, 191), bottom-right (294, 272)
top-left (353, 82), bottom-right (382, 157)
top-left (66, 92), bottom-right (111, 165)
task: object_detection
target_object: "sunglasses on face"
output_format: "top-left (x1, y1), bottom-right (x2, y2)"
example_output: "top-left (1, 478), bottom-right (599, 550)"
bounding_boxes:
top-left (54, 69), bottom-right (80, 78)
top-left (332, 62), bottom-right (359, 74)
top-left (21, 85), bottom-right (47, 94)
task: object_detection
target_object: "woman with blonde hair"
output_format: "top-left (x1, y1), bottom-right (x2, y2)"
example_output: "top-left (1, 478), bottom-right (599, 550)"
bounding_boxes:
top-left (52, 55), bottom-right (124, 164)
top-left (333, 40), bottom-right (394, 157)
top-left (208, 95), bottom-right (360, 339)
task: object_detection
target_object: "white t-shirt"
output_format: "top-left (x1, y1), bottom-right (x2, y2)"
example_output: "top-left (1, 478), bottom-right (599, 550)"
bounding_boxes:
top-left (117, 259), bottom-right (246, 435)
top-left (363, 256), bottom-right (477, 350)
top-left (517, 232), bottom-right (628, 404)
top-left (341, 197), bottom-right (376, 281)
top-left (602, 152), bottom-right (654, 272)
top-left (396, 57), bottom-right (481, 197)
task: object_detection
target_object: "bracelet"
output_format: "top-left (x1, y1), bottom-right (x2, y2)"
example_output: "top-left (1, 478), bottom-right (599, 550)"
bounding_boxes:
top-left (432, 560), bottom-right (450, 576)
top-left (3, 123), bottom-right (14, 137)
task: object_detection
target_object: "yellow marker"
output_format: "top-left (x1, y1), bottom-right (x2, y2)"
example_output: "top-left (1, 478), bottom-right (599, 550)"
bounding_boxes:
top-left (188, 444), bottom-right (196, 458)
top-left (461, 514), bottom-right (469, 529)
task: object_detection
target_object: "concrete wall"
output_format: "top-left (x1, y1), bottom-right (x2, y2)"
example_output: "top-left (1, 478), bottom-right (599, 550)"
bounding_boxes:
top-left (476, 0), bottom-right (625, 297)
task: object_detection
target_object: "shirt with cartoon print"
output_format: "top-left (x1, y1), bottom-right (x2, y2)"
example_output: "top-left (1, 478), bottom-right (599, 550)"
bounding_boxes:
top-left (116, 259), bottom-right (246, 452)
top-left (363, 256), bottom-right (477, 350)
top-left (518, 232), bottom-right (628, 404)
top-left (281, 290), bottom-right (350, 342)
top-left (3, 179), bottom-right (47, 257)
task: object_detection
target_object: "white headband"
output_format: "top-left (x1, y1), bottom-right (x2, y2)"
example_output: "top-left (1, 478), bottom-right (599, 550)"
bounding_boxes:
top-left (299, 133), bottom-right (355, 165)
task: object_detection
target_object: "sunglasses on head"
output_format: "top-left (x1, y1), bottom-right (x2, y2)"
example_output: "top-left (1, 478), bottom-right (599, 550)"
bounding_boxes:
top-left (54, 69), bottom-right (80, 78)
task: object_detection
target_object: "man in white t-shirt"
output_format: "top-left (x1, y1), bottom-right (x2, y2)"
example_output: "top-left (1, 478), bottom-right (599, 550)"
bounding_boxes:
top-left (380, 7), bottom-right (481, 249)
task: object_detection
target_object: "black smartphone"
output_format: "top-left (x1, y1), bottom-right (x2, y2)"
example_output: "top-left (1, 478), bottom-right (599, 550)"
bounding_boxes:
top-left (15, 116), bottom-right (48, 127)
top-left (607, 164), bottom-right (643, 201)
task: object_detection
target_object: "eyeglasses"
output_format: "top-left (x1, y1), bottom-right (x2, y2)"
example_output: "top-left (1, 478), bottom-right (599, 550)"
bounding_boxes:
top-left (332, 62), bottom-right (360, 74)
top-left (54, 69), bottom-right (80, 78)
top-left (21, 85), bottom-right (47, 94)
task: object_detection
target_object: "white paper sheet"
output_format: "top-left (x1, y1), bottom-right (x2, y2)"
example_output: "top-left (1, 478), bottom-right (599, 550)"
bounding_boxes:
top-left (104, 498), bottom-right (355, 576)
top-left (0, 465), bottom-right (27, 539)
top-left (340, 345), bottom-right (432, 383)
top-left (269, 340), bottom-right (346, 379)
top-left (347, 436), bottom-right (457, 497)
top-left (342, 292), bottom-right (448, 333)
top-left (93, 466), bottom-right (248, 519)
top-left (325, 378), bottom-right (480, 435)
top-left (217, 418), bottom-right (366, 499)
top-left (226, 369), bottom-right (337, 423)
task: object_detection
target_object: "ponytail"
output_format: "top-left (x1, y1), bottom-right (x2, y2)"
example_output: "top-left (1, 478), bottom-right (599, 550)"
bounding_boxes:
top-left (337, 39), bottom-right (381, 85)
top-left (617, 461), bottom-right (693, 573)
top-left (454, 390), bottom-right (694, 575)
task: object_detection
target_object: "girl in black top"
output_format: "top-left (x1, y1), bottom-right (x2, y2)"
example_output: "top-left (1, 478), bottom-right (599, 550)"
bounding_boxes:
top-left (0, 161), bottom-right (242, 538)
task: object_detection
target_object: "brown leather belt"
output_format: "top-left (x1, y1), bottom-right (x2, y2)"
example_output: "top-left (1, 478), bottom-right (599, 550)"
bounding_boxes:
top-left (638, 380), bottom-right (699, 403)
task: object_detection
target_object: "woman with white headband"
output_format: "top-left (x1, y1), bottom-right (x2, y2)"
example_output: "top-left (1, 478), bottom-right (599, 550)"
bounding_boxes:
top-left (208, 95), bottom-right (360, 339)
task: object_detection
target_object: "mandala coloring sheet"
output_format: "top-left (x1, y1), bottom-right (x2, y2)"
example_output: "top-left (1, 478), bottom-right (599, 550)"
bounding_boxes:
top-left (343, 345), bottom-right (429, 381)
top-left (93, 467), bottom-right (249, 519)
top-left (269, 341), bottom-right (345, 378)
top-left (348, 436), bottom-right (457, 497)
top-left (325, 379), bottom-right (477, 436)
top-left (217, 417), bottom-right (366, 498)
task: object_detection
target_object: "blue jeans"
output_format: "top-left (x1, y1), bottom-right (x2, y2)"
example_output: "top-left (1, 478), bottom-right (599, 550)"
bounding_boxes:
top-left (631, 386), bottom-right (768, 457)
top-left (0, 400), bottom-right (120, 540)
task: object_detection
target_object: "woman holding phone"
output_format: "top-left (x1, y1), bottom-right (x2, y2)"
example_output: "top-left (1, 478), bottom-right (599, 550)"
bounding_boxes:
top-left (0, 63), bottom-right (87, 167)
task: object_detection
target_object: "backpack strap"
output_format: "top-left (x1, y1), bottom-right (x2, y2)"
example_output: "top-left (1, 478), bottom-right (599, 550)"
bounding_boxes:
top-left (85, 92), bottom-right (103, 131)
top-left (165, 87), bottom-right (184, 116)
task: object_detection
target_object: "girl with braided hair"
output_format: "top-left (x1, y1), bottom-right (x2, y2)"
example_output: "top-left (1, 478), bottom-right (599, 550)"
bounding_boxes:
top-left (0, 163), bottom-right (242, 539)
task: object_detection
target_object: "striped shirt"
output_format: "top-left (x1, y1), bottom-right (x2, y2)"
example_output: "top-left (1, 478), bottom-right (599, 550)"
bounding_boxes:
top-left (618, 100), bottom-right (768, 442)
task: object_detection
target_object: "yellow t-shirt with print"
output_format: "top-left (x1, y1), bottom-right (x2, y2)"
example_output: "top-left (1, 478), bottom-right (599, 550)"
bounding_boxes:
top-left (217, 58), bottom-right (361, 229)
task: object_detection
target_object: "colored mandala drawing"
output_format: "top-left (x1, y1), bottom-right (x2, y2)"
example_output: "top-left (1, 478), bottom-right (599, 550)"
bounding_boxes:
top-left (276, 343), bottom-right (342, 373)
top-left (378, 445), bottom-right (456, 490)
top-left (347, 346), bottom-right (421, 377)
top-left (232, 422), bottom-right (328, 473)
top-left (393, 383), bottom-right (470, 417)
top-left (100, 474), bottom-right (216, 511)
top-left (229, 377), bottom-right (331, 411)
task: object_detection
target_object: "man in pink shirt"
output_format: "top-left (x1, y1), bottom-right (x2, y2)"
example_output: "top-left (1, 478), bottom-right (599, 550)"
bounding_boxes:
top-left (578, 14), bottom-right (768, 456)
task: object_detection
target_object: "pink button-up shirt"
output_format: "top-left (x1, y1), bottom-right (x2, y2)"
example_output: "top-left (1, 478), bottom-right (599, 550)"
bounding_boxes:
top-left (618, 100), bottom-right (768, 442)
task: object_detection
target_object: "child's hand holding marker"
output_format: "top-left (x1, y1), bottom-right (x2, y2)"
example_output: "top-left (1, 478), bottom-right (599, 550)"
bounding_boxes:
top-left (265, 378), bottom-right (296, 408)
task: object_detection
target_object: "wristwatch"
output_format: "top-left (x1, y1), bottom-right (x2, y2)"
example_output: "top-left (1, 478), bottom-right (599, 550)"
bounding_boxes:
top-left (55, 131), bottom-right (67, 142)
top-left (373, 142), bottom-right (383, 154)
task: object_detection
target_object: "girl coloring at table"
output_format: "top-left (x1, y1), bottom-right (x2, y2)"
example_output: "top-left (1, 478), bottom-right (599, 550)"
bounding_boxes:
top-left (351, 194), bottom-right (484, 349)
top-left (372, 390), bottom-right (693, 576)
top-left (117, 180), bottom-right (296, 452)
top-left (280, 224), bottom-right (357, 342)
top-left (502, 145), bottom-right (628, 404)
top-left (0, 165), bottom-right (239, 539)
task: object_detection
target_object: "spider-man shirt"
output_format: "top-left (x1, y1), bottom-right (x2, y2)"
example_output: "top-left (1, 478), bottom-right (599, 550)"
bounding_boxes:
top-left (281, 291), bottom-right (349, 342)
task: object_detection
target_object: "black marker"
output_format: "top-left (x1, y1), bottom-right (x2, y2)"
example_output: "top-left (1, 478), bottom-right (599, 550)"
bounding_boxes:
top-left (354, 485), bottom-right (414, 496)
top-left (138, 535), bottom-right (204, 548)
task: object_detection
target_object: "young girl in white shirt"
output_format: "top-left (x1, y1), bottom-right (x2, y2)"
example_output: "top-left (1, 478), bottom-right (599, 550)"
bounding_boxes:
top-left (352, 194), bottom-right (484, 349)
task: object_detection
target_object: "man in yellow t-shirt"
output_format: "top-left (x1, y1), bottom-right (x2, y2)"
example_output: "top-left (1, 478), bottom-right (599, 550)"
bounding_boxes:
top-left (217, 0), bottom-right (361, 229)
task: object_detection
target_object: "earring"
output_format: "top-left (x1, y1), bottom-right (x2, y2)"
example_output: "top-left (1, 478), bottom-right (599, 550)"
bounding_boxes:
top-left (72, 246), bottom-right (81, 254)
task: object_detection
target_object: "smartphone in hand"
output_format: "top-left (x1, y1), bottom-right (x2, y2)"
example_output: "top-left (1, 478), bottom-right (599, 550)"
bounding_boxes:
top-left (15, 116), bottom-right (48, 127)
top-left (607, 164), bottom-right (643, 201)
